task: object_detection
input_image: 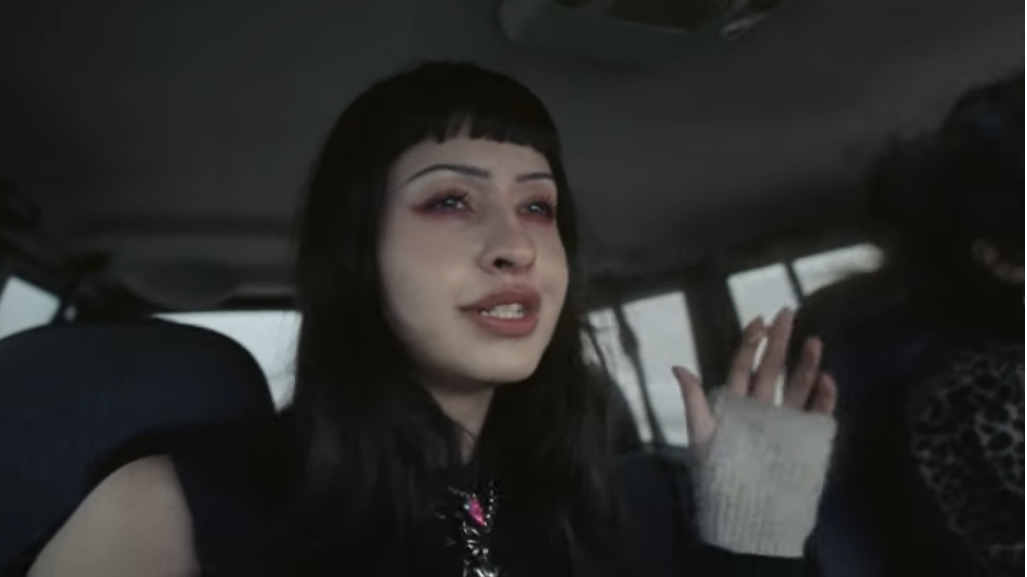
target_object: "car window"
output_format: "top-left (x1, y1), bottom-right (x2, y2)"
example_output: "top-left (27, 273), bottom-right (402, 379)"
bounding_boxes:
top-left (793, 243), bottom-right (882, 295)
top-left (723, 244), bottom-right (883, 400)
top-left (586, 291), bottom-right (699, 446)
top-left (728, 263), bottom-right (799, 328)
top-left (0, 276), bottom-right (60, 341)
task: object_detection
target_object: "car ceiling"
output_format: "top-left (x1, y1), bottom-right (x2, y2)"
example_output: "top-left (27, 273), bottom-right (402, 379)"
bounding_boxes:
top-left (0, 0), bottom-right (1022, 304)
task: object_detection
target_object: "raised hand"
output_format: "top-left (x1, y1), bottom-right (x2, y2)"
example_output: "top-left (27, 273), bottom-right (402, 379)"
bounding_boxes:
top-left (672, 308), bottom-right (836, 447)
top-left (670, 308), bottom-right (839, 557)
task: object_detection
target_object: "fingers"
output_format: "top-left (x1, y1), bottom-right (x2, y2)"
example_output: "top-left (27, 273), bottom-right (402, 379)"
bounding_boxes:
top-left (784, 337), bottom-right (822, 409)
top-left (673, 366), bottom-right (715, 446)
top-left (751, 309), bottom-right (794, 402)
top-left (808, 374), bottom-right (837, 415)
top-left (726, 317), bottom-right (766, 395)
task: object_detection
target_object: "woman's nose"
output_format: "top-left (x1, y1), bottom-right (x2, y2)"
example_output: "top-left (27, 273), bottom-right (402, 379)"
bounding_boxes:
top-left (478, 214), bottom-right (537, 274)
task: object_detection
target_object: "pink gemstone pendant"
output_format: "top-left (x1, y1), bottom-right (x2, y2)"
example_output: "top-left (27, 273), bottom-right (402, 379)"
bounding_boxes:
top-left (467, 496), bottom-right (486, 527)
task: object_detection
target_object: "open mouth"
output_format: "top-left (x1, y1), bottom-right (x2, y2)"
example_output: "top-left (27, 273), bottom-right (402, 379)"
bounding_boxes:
top-left (464, 288), bottom-right (541, 337)
top-left (478, 302), bottom-right (528, 319)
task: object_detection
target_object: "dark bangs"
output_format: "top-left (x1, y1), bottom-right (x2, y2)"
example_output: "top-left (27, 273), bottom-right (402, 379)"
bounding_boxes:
top-left (379, 61), bottom-right (562, 165)
top-left (344, 61), bottom-right (577, 251)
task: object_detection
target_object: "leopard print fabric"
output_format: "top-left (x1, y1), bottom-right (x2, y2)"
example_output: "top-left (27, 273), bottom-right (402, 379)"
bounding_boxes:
top-left (909, 343), bottom-right (1024, 576)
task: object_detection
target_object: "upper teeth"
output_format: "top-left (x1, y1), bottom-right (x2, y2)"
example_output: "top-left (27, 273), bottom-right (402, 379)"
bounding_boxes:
top-left (480, 303), bottom-right (525, 319)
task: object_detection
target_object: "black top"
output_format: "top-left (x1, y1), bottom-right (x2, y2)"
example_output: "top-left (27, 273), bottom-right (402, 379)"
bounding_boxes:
top-left (12, 417), bottom-right (813, 577)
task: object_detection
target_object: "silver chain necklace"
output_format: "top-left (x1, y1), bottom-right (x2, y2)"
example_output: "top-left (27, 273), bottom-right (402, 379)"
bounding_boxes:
top-left (437, 479), bottom-right (500, 577)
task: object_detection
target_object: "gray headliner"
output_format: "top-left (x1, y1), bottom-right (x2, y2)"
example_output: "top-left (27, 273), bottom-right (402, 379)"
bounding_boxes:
top-left (0, 0), bottom-right (1022, 300)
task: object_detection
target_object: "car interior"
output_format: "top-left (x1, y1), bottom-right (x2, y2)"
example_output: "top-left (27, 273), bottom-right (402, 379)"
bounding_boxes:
top-left (0, 0), bottom-right (1022, 574)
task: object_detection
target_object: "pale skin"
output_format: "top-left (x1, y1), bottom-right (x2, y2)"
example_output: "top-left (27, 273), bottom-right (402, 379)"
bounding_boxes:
top-left (377, 136), bottom-right (569, 449)
top-left (676, 309), bottom-right (836, 447)
top-left (28, 139), bottom-right (835, 576)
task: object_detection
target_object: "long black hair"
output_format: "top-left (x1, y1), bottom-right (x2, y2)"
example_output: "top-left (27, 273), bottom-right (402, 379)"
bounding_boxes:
top-left (866, 71), bottom-right (1023, 337)
top-left (285, 62), bottom-right (611, 574)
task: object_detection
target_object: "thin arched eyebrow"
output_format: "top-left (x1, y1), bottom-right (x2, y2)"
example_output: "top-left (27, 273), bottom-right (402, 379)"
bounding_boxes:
top-left (401, 163), bottom-right (554, 186)
top-left (515, 172), bottom-right (555, 184)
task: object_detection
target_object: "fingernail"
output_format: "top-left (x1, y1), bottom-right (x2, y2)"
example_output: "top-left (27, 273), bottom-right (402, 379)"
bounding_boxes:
top-left (746, 318), bottom-right (765, 342)
top-left (673, 366), bottom-right (698, 382)
top-left (746, 316), bottom-right (765, 333)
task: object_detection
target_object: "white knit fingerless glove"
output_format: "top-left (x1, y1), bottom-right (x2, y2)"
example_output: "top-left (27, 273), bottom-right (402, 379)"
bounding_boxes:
top-left (689, 389), bottom-right (836, 557)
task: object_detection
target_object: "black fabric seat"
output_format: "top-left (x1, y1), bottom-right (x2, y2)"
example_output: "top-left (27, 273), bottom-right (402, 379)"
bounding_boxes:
top-left (0, 320), bottom-right (276, 570)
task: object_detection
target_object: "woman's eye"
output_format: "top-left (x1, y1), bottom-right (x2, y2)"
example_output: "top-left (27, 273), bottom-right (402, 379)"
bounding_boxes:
top-left (424, 192), bottom-right (469, 212)
top-left (523, 200), bottom-right (557, 219)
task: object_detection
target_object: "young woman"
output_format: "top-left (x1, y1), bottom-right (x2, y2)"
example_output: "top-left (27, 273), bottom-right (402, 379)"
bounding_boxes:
top-left (26, 62), bottom-right (837, 577)
top-left (791, 72), bottom-right (1023, 577)
top-left (900, 74), bottom-right (1023, 576)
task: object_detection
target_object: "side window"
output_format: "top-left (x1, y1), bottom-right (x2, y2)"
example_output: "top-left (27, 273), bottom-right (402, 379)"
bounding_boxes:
top-left (586, 291), bottom-right (699, 446)
top-left (793, 243), bottom-right (882, 295)
top-left (158, 311), bottom-right (300, 408)
top-left (727, 244), bottom-right (883, 322)
top-left (0, 276), bottom-right (60, 341)
top-left (726, 264), bottom-right (798, 399)
top-left (728, 263), bottom-right (798, 327)
top-left (724, 244), bottom-right (882, 397)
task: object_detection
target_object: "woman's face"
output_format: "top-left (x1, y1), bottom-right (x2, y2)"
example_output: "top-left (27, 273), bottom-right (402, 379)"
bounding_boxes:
top-left (378, 136), bottom-right (569, 388)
